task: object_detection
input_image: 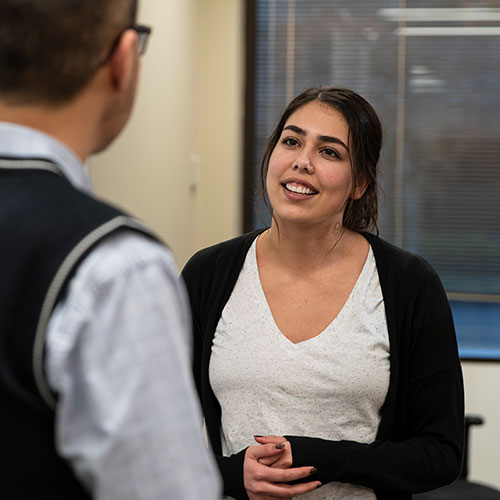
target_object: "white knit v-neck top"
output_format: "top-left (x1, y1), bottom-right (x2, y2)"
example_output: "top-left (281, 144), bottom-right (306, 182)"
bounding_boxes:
top-left (210, 239), bottom-right (390, 499)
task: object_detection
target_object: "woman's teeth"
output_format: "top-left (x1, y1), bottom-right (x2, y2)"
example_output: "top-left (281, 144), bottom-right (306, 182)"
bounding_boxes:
top-left (285, 183), bottom-right (316, 195)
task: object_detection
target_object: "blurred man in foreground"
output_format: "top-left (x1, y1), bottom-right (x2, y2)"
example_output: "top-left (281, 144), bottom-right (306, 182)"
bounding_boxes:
top-left (0, 1), bottom-right (220, 498)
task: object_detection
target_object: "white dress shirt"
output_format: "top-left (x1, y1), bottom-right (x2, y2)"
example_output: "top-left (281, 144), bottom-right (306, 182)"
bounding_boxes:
top-left (0, 122), bottom-right (221, 500)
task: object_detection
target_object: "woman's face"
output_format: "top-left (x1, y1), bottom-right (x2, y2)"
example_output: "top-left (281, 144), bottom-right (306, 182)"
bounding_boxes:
top-left (266, 100), bottom-right (364, 229)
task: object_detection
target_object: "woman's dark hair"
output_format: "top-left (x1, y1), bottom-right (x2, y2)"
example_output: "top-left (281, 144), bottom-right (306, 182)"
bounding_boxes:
top-left (260, 86), bottom-right (383, 234)
top-left (0, 0), bottom-right (138, 105)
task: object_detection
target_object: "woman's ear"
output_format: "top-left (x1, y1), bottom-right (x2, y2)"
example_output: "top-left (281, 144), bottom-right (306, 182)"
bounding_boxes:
top-left (351, 178), bottom-right (368, 200)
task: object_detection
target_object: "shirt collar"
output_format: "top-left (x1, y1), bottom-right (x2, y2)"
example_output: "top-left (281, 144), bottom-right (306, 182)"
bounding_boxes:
top-left (0, 121), bottom-right (94, 196)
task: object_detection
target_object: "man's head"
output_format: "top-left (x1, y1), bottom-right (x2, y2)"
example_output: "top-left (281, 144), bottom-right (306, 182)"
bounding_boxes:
top-left (0, 0), bottom-right (138, 106)
top-left (0, 0), bottom-right (151, 158)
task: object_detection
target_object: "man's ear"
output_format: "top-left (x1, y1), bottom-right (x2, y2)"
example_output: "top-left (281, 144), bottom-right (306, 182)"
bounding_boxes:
top-left (107, 30), bottom-right (138, 92)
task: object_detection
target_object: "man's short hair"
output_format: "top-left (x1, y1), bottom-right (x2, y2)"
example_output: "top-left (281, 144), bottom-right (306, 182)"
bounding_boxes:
top-left (0, 0), bottom-right (137, 106)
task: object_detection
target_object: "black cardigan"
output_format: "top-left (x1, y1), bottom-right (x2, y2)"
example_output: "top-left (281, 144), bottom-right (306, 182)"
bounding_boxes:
top-left (181, 230), bottom-right (464, 500)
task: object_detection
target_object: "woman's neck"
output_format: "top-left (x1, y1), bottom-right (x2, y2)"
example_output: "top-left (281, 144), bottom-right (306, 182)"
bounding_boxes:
top-left (258, 217), bottom-right (352, 275)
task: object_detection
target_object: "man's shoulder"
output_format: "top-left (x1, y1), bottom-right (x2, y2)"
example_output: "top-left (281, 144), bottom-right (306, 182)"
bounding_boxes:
top-left (78, 230), bottom-right (177, 288)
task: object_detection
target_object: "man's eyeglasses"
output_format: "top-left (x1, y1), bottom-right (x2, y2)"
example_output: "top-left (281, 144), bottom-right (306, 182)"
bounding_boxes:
top-left (130, 24), bottom-right (152, 56)
top-left (102, 23), bottom-right (152, 65)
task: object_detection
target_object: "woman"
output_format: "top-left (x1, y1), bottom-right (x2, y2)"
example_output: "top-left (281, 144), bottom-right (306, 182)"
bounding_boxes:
top-left (182, 86), bottom-right (464, 500)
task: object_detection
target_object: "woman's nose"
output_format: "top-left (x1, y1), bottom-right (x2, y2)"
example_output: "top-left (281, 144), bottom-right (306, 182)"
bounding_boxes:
top-left (292, 155), bottom-right (313, 173)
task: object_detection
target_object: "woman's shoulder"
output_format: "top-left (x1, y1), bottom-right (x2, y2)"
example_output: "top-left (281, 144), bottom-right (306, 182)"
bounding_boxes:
top-left (182, 229), bottom-right (264, 276)
top-left (361, 231), bottom-right (441, 285)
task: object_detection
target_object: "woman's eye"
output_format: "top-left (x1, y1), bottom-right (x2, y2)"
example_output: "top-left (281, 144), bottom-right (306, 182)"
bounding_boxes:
top-left (282, 137), bottom-right (299, 147)
top-left (322, 147), bottom-right (340, 159)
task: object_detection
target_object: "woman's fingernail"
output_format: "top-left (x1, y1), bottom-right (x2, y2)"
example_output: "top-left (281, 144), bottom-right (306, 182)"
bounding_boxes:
top-left (310, 467), bottom-right (318, 475)
top-left (316, 482), bottom-right (322, 488)
top-left (275, 443), bottom-right (285, 449)
top-left (254, 435), bottom-right (263, 438)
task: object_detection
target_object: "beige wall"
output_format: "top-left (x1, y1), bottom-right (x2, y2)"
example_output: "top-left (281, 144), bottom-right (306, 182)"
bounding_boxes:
top-left (90, 0), bottom-right (243, 268)
top-left (462, 362), bottom-right (500, 489)
top-left (89, 0), bottom-right (500, 491)
top-left (194, 0), bottom-right (244, 252)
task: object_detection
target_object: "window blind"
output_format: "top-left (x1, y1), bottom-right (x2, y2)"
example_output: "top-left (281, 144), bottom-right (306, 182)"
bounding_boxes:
top-left (247, 0), bottom-right (500, 357)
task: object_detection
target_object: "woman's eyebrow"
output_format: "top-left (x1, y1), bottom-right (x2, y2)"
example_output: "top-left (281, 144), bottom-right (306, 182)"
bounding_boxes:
top-left (318, 134), bottom-right (349, 152)
top-left (283, 124), bottom-right (306, 136)
top-left (283, 124), bottom-right (349, 152)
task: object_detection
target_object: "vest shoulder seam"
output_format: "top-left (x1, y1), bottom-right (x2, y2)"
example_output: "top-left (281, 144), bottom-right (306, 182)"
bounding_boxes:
top-left (32, 215), bottom-right (154, 409)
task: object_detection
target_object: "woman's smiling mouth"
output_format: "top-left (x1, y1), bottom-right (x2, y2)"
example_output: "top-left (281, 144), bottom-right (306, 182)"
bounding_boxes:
top-left (283, 182), bottom-right (318, 196)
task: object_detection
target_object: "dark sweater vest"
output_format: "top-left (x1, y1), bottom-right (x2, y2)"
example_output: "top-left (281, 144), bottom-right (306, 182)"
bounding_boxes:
top-left (0, 158), bottom-right (157, 498)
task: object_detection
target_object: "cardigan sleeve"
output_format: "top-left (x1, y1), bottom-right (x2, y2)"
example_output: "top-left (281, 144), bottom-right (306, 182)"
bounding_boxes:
top-left (181, 241), bottom-right (252, 500)
top-left (285, 259), bottom-right (464, 495)
top-left (286, 365), bottom-right (463, 493)
top-left (216, 452), bottom-right (249, 500)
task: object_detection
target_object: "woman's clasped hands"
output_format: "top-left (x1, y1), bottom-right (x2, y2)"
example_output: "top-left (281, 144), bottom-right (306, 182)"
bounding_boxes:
top-left (243, 435), bottom-right (321, 499)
